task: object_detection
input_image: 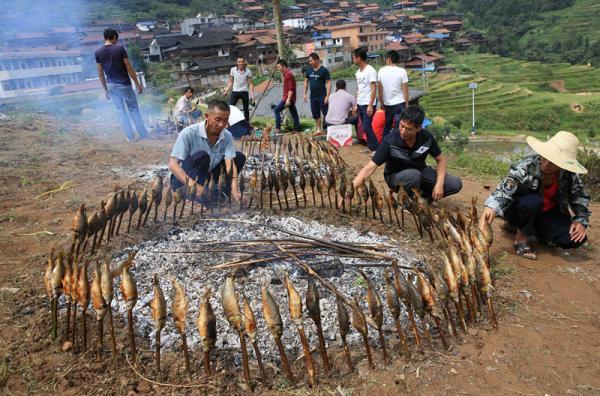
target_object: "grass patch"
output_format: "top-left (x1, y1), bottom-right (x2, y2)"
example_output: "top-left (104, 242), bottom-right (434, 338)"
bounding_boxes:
top-left (578, 148), bottom-right (600, 201)
top-left (446, 151), bottom-right (510, 179)
top-left (491, 251), bottom-right (515, 278)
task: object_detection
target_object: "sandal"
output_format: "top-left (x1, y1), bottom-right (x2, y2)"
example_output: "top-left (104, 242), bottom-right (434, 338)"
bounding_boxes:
top-left (513, 241), bottom-right (537, 260)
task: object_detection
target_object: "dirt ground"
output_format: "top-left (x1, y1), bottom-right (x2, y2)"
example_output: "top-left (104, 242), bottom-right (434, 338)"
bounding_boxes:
top-left (0, 113), bottom-right (598, 395)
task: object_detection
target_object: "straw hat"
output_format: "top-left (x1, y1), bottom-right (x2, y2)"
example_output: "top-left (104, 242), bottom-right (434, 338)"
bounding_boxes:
top-left (526, 131), bottom-right (587, 174)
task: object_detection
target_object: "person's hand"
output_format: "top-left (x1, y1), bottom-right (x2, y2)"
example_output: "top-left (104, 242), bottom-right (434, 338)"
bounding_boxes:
top-left (286, 99), bottom-right (291, 107)
top-left (104, 91), bottom-right (111, 100)
top-left (367, 104), bottom-right (374, 117)
top-left (303, 94), bottom-right (307, 103)
top-left (569, 221), bottom-right (586, 243)
top-left (479, 207), bottom-right (496, 231)
top-left (379, 104), bottom-right (385, 111)
top-left (431, 182), bottom-right (444, 201)
top-left (324, 96), bottom-right (329, 105)
top-left (136, 84), bottom-right (143, 94)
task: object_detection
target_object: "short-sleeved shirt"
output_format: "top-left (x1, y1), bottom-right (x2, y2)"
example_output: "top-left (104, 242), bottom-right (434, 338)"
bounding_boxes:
top-left (171, 121), bottom-right (236, 172)
top-left (282, 68), bottom-right (297, 103)
top-left (377, 65), bottom-right (409, 106)
top-left (95, 44), bottom-right (131, 86)
top-left (174, 95), bottom-right (191, 116)
top-left (372, 128), bottom-right (441, 176)
top-left (325, 90), bottom-right (356, 125)
top-left (230, 67), bottom-right (252, 92)
top-left (305, 66), bottom-right (331, 98)
top-left (355, 64), bottom-right (377, 106)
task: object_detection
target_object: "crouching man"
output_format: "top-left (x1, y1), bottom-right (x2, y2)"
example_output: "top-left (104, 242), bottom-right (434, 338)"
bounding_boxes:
top-left (352, 105), bottom-right (462, 201)
top-left (168, 100), bottom-right (244, 204)
top-left (479, 131), bottom-right (591, 260)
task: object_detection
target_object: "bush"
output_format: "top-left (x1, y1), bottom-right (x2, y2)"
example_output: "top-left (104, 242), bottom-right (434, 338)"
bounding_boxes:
top-left (428, 123), bottom-right (470, 154)
top-left (578, 148), bottom-right (600, 201)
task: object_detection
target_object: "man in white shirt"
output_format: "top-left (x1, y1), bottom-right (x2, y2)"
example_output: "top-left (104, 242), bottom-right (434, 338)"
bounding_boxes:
top-left (324, 80), bottom-right (357, 128)
top-left (377, 50), bottom-right (409, 138)
top-left (224, 57), bottom-right (254, 121)
top-left (353, 47), bottom-right (379, 151)
top-left (227, 104), bottom-right (253, 139)
top-left (174, 87), bottom-right (201, 125)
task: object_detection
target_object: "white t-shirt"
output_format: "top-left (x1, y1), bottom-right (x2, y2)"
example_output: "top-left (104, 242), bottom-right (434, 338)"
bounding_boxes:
top-left (230, 67), bottom-right (252, 92)
top-left (228, 105), bottom-right (245, 125)
top-left (377, 65), bottom-right (409, 106)
top-left (355, 64), bottom-right (378, 106)
top-left (174, 95), bottom-right (191, 116)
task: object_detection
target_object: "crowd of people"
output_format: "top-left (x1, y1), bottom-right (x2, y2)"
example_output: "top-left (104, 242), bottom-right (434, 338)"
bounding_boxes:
top-left (96, 29), bottom-right (592, 261)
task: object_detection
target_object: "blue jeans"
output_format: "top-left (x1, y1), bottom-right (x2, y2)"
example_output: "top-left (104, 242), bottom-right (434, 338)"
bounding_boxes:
top-left (177, 110), bottom-right (202, 125)
top-left (383, 103), bottom-right (405, 137)
top-left (107, 83), bottom-right (148, 140)
top-left (357, 105), bottom-right (379, 151)
top-left (274, 100), bottom-right (300, 131)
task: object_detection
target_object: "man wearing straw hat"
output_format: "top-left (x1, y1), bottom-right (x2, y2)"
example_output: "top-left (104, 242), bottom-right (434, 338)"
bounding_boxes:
top-left (479, 131), bottom-right (591, 260)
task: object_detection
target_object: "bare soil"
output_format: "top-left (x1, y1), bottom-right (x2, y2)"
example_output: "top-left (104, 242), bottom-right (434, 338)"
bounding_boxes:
top-left (0, 113), bottom-right (598, 395)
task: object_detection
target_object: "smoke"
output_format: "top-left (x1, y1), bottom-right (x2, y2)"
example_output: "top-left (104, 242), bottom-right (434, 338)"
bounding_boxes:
top-left (0, 0), bottom-right (93, 34)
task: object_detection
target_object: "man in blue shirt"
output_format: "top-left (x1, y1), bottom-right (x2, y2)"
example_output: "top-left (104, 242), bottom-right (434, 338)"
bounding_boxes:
top-left (303, 53), bottom-right (331, 135)
top-left (169, 100), bottom-right (245, 204)
top-left (95, 29), bottom-right (148, 142)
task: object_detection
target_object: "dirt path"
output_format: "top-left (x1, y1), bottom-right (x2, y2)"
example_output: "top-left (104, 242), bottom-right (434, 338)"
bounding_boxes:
top-left (0, 113), bottom-right (598, 394)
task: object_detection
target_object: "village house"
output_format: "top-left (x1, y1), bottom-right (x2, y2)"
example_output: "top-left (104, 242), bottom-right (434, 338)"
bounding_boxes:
top-left (302, 31), bottom-right (352, 69)
top-left (315, 23), bottom-right (389, 53)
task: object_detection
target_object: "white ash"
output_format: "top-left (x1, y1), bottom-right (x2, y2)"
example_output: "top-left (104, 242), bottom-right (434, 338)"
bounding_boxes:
top-left (109, 213), bottom-right (418, 368)
top-left (110, 164), bottom-right (169, 183)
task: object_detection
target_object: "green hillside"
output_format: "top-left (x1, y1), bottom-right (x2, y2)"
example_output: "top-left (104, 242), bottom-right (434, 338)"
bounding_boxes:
top-left (452, 0), bottom-right (600, 65)
top-left (417, 52), bottom-right (600, 141)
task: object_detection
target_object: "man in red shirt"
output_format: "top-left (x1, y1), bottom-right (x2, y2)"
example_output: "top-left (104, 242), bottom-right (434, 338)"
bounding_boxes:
top-left (274, 59), bottom-right (301, 133)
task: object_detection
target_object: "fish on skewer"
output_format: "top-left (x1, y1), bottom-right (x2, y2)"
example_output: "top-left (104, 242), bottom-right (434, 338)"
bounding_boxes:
top-left (62, 256), bottom-right (73, 339)
top-left (179, 178), bottom-right (189, 218)
top-left (298, 167), bottom-right (308, 208)
top-left (127, 191), bottom-right (138, 233)
top-left (247, 170), bottom-right (258, 210)
top-left (444, 246), bottom-right (468, 332)
top-left (475, 252), bottom-right (498, 328)
top-left (120, 252), bottom-right (138, 364)
top-left (151, 176), bottom-right (164, 223)
top-left (351, 296), bottom-right (374, 369)
top-left (84, 212), bottom-right (99, 255)
top-left (116, 190), bottom-right (130, 234)
top-left (70, 256), bottom-right (79, 348)
top-left (308, 169), bottom-right (317, 207)
top-left (384, 269), bottom-right (411, 358)
top-left (399, 270), bottom-right (426, 350)
top-left (171, 278), bottom-right (191, 376)
top-left (406, 271), bottom-right (433, 349)
top-left (339, 174), bottom-right (347, 213)
top-left (172, 185), bottom-right (184, 223)
top-left (72, 204), bottom-right (87, 257)
top-left (416, 268), bottom-right (449, 349)
top-left (136, 190), bottom-right (148, 230)
top-left (279, 169), bottom-right (290, 210)
top-left (284, 274), bottom-right (317, 387)
top-left (260, 156), bottom-right (267, 210)
top-left (267, 170), bottom-right (274, 210)
top-left (306, 278), bottom-right (331, 374)
top-left (77, 260), bottom-right (90, 351)
top-left (243, 295), bottom-right (267, 385)
top-left (109, 191), bottom-right (123, 238)
top-left (100, 261), bottom-right (117, 360)
top-left (50, 252), bottom-right (64, 341)
top-left (336, 296), bottom-right (354, 372)
top-left (221, 274), bottom-right (252, 390)
top-left (387, 190), bottom-right (402, 228)
top-left (368, 179), bottom-right (378, 220)
top-left (163, 188), bottom-right (172, 222)
top-left (189, 177), bottom-right (198, 215)
top-left (96, 201), bottom-right (108, 249)
top-left (374, 190), bottom-right (385, 223)
top-left (198, 287), bottom-right (217, 376)
top-left (358, 270), bottom-right (388, 363)
top-left (261, 278), bottom-right (294, 384)
top-left (217, 165), bottom-right (227, 212)
top-left (238, 173), bottom-right (246, 211)
top-left (104, 194), bottom-right (117, 243)
top-left (91, 264), bottom-right (106, 360)
top-left (359, 183), bottom-right (369, 219)
top-left (150, 274), bottom-right (167, 375)
top-left (347, 181), bottom-right (355, 215)
top-left (288, 157), bottom-right (300, 208)
top-left (327, 169), bottom-right (337, 209)
top-left (318, 174), bottom-right (327, 208)
top-left (273, 172), bottom-right (283, 211)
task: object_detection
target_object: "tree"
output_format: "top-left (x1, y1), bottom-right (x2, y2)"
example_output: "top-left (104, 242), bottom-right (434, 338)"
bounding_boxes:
top-left (272, 0), bottom-right (286, 62)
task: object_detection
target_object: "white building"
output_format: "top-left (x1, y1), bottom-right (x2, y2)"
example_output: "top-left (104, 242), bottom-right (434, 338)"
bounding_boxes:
top-left (0, 50), bottom-right (84, 99)
top-left (283, 18), bottom-right (308, 29)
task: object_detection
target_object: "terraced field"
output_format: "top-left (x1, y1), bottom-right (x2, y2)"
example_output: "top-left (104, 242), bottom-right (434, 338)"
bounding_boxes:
top-left (418, 53), bottom-right (600, 139)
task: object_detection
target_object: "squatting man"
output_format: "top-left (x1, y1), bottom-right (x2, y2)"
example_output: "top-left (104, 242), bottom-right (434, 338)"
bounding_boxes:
top-left (168, 100), bottom-right (245, 206)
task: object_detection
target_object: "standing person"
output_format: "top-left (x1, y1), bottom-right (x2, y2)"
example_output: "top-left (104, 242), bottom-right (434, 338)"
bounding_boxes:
top-left (174, 87), bottom-right (202, 126)
top-left (168, 100), bottom-right (244, 204)
top-left (223, 57), bottom-right (254, 121)
top-left (377, 50), bottom-right (409, 138)
top-left (273, 59), bottom-right (301, 133)
top-left (479, 131), bottom-right (590, 260)
top-left (353, 47), bottom-right (379, 151)
top-left (324, 80), bottom-right (357, 129)
top-left (352, 106), bottom-right (462, 202)
top-left (303, 53), bottom-right (331, 135)
top-left (95, 29), bottom-right (148, 142)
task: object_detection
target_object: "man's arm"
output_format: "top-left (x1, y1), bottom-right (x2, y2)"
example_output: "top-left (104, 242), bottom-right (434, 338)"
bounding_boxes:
top-left (377, 81), bottom-right (385, 110)
top-left (248, 76), bottom-right (254, 99)
top-left (303, 78), bottom-right (309, 102)
top-left (96, 63), bottom-right (110, 100)
top-left (402, 82), bottom-right (410, 106)
top-left (367, 81), bottom-right (376, 116)
top-left (224, 74), bottom-right (233, 96)
top-left (325, 79), bottom-right (331, 104)
top-left (431, 154), bottom-right (447, 201)
top-left (352, 161), bottom-right (379, 189)
top-left (123, 58), bottom-right (142, 94)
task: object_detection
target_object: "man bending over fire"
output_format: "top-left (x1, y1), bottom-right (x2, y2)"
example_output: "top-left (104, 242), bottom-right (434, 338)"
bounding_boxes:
top-left (169, 100), bottom-right (244, 204)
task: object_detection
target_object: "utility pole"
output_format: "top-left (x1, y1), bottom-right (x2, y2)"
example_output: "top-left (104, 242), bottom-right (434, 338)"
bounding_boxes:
top-left (469, 82), bottom-right (477, 135)
top-left (272, 0), bottom-right (287, 61)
